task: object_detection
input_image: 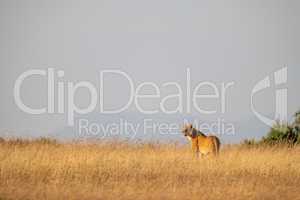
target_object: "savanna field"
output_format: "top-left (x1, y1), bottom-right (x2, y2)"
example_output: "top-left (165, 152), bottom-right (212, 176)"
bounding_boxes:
top-left (0, 139), bottom-right (300, 200)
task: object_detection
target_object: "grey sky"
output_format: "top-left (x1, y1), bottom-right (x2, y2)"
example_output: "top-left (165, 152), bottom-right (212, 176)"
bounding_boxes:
top-left (0, 0), bottom-right (299, 142)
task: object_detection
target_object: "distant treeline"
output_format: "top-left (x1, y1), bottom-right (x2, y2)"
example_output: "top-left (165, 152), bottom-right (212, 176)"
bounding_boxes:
top-left (0, 137), bottom-right (59, 146)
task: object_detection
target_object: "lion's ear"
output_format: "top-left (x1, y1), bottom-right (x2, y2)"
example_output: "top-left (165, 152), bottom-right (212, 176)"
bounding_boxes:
top-left (189, 124), bottom-right (193, 129)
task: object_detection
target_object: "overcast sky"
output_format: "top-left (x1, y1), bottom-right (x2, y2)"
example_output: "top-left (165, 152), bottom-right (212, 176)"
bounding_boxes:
top-left (0, 0), bottom-right (299, 142)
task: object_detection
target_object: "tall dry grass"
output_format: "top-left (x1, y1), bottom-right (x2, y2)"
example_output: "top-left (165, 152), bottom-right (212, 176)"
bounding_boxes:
top-left (0, 139), bottom-right (299, 200)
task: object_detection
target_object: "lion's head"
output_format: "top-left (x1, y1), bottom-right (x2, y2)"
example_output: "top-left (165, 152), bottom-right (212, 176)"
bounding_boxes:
top-left (182, 123), bottom-right (193, 137)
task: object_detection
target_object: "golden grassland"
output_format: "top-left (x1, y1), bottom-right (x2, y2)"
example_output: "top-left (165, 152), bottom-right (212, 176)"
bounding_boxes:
top-left (0, 139), bottom-right (300, 200)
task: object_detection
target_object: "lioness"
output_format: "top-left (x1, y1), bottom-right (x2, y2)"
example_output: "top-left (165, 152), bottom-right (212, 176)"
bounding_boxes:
top-left (182, 123), bottom-right (220, 157)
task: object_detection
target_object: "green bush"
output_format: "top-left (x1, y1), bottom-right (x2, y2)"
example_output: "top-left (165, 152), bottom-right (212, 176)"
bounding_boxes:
top-left (261, 123), bottom-right (297, 145)
top-left (262, 110), bottom-right (300, 145)
top-left (242, 110), bottom-right (300, 147)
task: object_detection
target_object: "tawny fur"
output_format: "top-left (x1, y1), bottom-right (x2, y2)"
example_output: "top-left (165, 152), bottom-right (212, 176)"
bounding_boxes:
top-left (182, 124), bottom-right (220, 156)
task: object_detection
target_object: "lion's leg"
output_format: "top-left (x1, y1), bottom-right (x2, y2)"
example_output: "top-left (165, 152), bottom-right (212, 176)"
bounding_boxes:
top-left (199, 152), bottom-right (204, 158)
top-left (213, 138), bottom-right (220, 156)
top-left (192, 148), bottom-right (199, 158)
top-left (213, 145), bottom-right (219, 156)
top-left (191, 139), bottom-right (199, 158)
